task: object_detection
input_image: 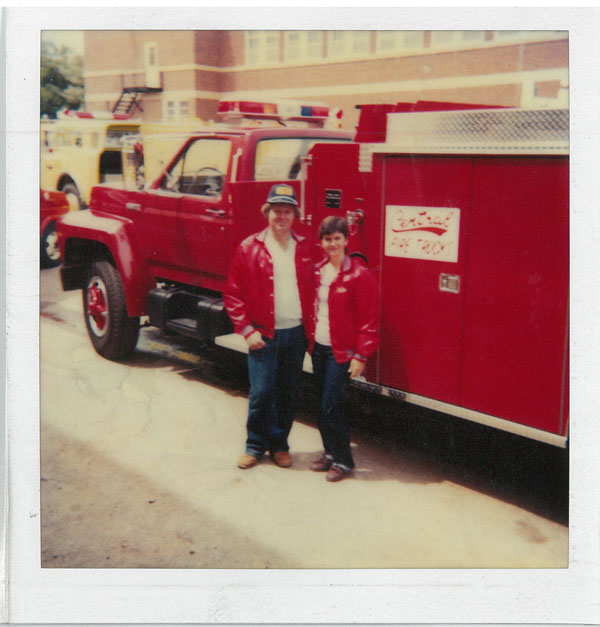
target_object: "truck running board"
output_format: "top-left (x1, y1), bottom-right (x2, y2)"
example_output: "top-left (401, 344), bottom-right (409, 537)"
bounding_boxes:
top-left (165, 317), bottom-right (199, 338)
top-left (147, 287), bottom-right (233, 345)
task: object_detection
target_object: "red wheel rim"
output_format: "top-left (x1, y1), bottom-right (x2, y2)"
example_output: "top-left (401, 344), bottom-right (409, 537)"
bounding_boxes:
top-left (86, 276), bottom-right (109, 337)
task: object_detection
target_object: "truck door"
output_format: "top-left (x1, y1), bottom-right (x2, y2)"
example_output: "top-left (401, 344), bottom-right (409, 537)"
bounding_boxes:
top-left (150, 137), bottom-right (233, 287)
top-left (377, 155), bottom-right (471, 405)
top-left (175, 137), bottom-right (233, 286)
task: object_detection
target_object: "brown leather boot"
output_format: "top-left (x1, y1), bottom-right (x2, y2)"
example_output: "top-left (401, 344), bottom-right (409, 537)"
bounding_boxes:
top-left (237, 453), bottom-right (259, 469)
top-left (272, 451), bottom-right (292, 467)
top-left (326, 464), bottom-right (351, 482)
top-left (310, 456), bottom-right (332, 472)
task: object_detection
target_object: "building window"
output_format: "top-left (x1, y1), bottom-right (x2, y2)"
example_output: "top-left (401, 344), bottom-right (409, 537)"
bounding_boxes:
top-left (430, 30), bottom-right (456, 48)
top-left (496, 30), bottom-right (523, 38)
top-left (534, 80), bottom-right (562, 99)
top-left (377, 31), bottom-right (425, 53)
top-left (430, 30), bottom-right (486, 49)
top-left (165, 100), bottom-right (191, 122)
top-left (307, 30), bottom-right (323, 58)
top-left (285, 31), bottom-right (301, 61)
top-left (283, 31), bottom-right (323, 62)
top-left (246, 30), bottom-right (281, 65)
top-left (166, 101), bottom-right (175, 121)
top-left (327, 31), bottom-right (370, 58)
top-left (462, 30), bottom-right (485, 43)
top-left (493, 30), bottom-right (566, 44)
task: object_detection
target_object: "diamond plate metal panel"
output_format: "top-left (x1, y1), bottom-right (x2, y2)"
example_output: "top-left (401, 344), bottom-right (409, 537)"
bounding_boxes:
top-left (385, 108), bottom-right (569, 155)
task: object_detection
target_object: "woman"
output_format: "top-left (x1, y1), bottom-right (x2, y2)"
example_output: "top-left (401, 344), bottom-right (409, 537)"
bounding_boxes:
top-left (309, 216), bottom-right (379, 482)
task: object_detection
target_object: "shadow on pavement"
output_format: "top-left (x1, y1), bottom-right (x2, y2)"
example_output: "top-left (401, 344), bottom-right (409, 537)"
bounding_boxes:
top-left (121, 332), bottom-right (569, 527)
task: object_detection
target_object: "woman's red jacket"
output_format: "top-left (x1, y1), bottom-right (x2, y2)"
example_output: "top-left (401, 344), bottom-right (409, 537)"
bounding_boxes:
top-left (308, 255), bottom-right (380, 365)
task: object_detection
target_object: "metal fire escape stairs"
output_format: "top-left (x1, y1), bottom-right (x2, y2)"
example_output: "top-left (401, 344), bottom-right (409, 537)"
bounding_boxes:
top-left (112, 86), bottom-right (162, 116)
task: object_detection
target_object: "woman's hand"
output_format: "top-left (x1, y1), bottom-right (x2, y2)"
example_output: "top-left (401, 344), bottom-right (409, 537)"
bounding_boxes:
top-left (246, 331), bottom-right (266, 350)
top-left (348, 358), bottom-right (365, 379)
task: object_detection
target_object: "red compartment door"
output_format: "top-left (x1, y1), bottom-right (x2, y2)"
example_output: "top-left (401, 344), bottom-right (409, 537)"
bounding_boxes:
top-left (460, 157), bottom-right (569, 434)
top-left (377, 156), bottom-right (472, 405)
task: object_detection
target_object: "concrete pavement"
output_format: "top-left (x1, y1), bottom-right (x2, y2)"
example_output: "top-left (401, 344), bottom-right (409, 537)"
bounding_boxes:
top-left (40, 291), bottom-right (568, 569)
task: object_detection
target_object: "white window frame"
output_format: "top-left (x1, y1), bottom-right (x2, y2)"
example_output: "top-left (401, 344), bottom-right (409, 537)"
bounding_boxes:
top-left (166, 100), bottom-right (176, 122)
top-left (179, 100), bottom-right (190, 120)
top-left (430, 30), bottom-right (487, 50)
top-left (493, 30), bottom-right (567, 45)
top-left (327, 31), bottom-right (370, 59)
top-left (283, 31), bottom-right (323, 63)
top-left (245, 30), bottom-right (281, 66)
top-left (521, 69), bottom-right (569, 109)
top-left (376, 31), bottom-right (425, 54)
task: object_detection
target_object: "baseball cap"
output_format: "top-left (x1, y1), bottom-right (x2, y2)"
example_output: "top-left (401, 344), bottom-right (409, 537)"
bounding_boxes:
top-left (266, 183), bottom-right (298, 206)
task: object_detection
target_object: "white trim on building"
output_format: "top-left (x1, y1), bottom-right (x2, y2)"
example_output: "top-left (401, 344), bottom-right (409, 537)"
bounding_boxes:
top-left (85, 67), bottom-right (569, 112)
top-left (83, 31), bottom-right (567, 79)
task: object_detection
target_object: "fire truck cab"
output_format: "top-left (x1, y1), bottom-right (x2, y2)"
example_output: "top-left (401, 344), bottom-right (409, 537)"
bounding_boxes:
top-left (57, 99), bottom-right (351, 357)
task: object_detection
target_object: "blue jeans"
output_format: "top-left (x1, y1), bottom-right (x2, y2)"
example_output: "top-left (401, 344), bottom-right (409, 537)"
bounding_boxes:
top-left (311, 342), bottom-right (354, 470)
top-left (245, 325), bottom-right (306, 457)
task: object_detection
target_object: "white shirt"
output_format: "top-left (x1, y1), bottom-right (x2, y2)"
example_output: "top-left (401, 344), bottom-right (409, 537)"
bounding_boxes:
top-left (315, 262), bottom-right (338, 346)
top-left (265, 229), bottom-right (302, 329)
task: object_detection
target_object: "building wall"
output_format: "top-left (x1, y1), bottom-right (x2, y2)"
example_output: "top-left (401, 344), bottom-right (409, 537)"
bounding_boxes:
top-left (83, 30), bottom-right (568, 128)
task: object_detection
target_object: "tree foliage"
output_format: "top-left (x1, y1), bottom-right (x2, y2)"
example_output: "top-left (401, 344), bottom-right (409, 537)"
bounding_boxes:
top-left (41, 42), bottom-right (84, 118)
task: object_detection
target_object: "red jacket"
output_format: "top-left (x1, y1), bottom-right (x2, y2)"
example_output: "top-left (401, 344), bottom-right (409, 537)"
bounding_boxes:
top-left (224, 228), bottom-right (314, 340)
top-left (309, 256), bottom-right (380, 364)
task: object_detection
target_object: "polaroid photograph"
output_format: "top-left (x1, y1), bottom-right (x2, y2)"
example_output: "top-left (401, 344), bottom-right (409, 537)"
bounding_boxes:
top-left (4, 5), bottom-right (600, 625)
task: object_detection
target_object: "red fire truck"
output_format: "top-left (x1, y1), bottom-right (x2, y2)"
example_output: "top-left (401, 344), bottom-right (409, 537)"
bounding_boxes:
top-left (56, 99), bottom-right (569, 448)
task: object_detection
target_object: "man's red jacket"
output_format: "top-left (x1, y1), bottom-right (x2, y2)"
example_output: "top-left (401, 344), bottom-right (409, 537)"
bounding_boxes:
top-left (224, 228), bottom-right (314, 340)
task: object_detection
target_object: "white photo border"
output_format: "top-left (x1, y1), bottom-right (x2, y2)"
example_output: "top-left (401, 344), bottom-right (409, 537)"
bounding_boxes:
top-left (5, 6), bottom-right (600, 625)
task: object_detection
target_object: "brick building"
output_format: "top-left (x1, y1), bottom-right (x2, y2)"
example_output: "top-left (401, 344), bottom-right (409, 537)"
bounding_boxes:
top-left (83, 30), bottom-right (568, 130)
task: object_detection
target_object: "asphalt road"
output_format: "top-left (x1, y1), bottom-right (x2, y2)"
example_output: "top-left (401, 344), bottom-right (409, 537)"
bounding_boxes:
top-left (40, 265), bottom-right (569, 569)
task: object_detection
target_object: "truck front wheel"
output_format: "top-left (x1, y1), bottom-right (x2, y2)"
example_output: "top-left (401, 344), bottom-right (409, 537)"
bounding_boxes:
top-left (40, 221), bottom-right (61, 268)
top-left (83, 261), bottom-right (140, 360)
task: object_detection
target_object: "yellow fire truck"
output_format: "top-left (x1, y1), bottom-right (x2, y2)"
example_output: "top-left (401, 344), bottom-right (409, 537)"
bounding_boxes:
top-left (40, 110), bottom-right (142, 211)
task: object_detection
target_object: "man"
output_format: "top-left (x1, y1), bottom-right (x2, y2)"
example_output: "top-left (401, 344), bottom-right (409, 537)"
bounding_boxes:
top-left (224, 184), bottom-right (313, 469)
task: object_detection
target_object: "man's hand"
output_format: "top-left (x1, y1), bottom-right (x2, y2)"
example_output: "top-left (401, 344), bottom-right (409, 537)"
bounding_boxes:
top-left (246, 331), bottom-right (266, 350)
top-left (348, 358), bottom-right (365, 379)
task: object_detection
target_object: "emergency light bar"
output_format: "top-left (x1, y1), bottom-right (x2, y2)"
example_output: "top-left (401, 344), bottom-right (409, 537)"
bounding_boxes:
top-left (60, 110), bottom-right (132, 121)
top-left (217, 99), bottom-right (337, 125)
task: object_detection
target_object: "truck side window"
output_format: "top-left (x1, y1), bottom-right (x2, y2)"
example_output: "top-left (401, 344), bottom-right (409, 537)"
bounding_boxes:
top-left (254, 138), bottom-right (350, 181)
top-left (162, 138), bottom-right (231, 197)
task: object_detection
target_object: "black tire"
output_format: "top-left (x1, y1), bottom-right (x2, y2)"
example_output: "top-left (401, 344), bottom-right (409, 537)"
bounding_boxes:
top-left (62, 183), bottom-right (83, 211)
top-left (83, 261), bottom-right (140, 360)
top-left (40, 221), bottom-right (61, 268)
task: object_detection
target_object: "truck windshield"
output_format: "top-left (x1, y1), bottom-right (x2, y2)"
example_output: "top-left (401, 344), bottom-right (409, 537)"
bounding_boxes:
top-left (105, 126), bottom-right (141, 148)
top-left (254, 137), bottom-right (350, 181)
